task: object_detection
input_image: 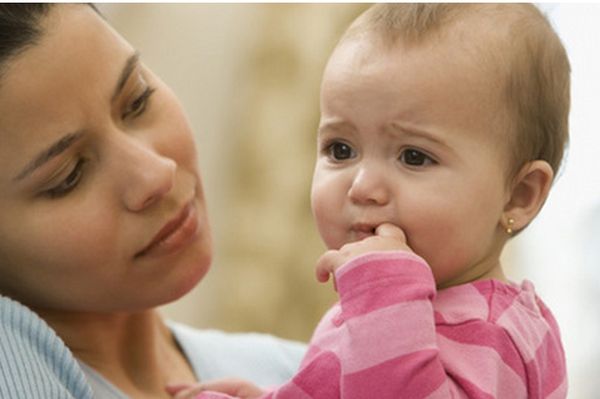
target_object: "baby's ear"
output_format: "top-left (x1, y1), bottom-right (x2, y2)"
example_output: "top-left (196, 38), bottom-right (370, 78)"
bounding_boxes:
top-left (503, 160), bottom-right (554, 233)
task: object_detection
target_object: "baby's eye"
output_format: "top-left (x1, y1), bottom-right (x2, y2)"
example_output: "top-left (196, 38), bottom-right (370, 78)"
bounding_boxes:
top-left (327, 142), bottom-right (356, 161)
top-left (399, 149), bottom-right (435, 167)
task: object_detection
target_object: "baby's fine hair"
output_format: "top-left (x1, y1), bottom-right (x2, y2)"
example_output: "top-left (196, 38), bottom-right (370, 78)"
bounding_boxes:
top-left (343, 4), bottom-right (571, 180)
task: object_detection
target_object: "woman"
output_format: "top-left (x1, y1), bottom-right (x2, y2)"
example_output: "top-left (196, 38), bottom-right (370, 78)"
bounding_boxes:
top-left (0, 4), bottom-right (304, 398)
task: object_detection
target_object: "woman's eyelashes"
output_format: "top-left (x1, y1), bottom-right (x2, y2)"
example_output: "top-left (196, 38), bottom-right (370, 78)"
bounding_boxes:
top-left (122, 85), bottom-right (156, 119)
top-left (45, 158), bottom-right (87, 198)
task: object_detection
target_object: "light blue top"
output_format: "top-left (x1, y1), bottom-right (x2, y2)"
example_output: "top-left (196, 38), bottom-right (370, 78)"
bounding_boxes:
top-left (0, 296), bottom-right (306, 399)
top-left (0, 295), bottom-right (93, 399)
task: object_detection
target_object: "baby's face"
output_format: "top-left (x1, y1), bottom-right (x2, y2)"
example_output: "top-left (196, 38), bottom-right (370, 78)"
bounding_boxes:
top-left (311, 33), bottom-right (512, 287)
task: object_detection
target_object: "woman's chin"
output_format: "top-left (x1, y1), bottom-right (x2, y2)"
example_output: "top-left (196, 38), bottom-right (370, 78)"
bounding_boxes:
top-left (164, 253), bottom-right (212, 305)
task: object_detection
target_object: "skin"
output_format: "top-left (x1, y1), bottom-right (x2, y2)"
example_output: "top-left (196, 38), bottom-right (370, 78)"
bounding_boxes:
top-left (0, 5), bottom-right (211, 397)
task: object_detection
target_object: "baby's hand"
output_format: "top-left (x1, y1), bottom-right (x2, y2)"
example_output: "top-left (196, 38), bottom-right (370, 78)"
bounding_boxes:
top-left (315, 223), bottom-right (412, 286)
top-left (166, 378), bottom-right (265, 399)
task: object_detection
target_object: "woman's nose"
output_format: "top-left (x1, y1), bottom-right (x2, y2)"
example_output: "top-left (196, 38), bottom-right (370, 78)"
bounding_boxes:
top-left (118, 139), bottom-right (177, 212)
top-left (347, 165), bottom-right (391, 206)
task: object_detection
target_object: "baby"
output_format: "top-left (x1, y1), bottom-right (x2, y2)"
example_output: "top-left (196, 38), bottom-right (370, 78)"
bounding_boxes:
top-left (169, 4), bottom-right (569, 398)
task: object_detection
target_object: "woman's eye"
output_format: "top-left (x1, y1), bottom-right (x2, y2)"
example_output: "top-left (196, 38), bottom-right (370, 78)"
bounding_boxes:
top-left (327, 142), bottom-right (356, 161)
top-left (45, 159), bottom-right (86, 198)
top-left (399, 149), bottom-right (435, 167)
top-left (123, 86), bottom-right (155, 119)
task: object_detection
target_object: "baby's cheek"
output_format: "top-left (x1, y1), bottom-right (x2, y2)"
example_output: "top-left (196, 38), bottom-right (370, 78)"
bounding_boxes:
top-left (312, 202), bottom-right (339, 249)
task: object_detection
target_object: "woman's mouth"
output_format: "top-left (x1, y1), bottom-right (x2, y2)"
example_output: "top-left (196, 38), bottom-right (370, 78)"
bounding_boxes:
top-left (135, 200), bottom-right (199, 258)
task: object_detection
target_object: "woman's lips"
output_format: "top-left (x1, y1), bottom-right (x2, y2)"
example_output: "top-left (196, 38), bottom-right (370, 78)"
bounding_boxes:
top-left (135, 201), bottom-right (199, 258)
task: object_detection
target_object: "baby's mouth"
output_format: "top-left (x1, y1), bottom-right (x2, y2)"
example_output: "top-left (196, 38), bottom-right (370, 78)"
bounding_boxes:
top-left (350, 223), bottom-right (377, 241)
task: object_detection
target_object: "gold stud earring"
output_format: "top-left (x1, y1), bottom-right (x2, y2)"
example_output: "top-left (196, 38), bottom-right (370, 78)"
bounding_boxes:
top-left (506, 218), bottom-right (515, 235)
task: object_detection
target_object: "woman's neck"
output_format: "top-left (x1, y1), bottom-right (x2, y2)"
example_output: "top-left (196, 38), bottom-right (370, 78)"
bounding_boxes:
top-left (34, 307), bottom-right (197, 398)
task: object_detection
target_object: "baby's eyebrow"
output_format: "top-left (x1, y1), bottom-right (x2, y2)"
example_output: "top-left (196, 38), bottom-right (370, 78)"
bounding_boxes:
top-left (317, 120), bottom-right (357, 135)
top-left (388, 122), bottom-right (447, 147)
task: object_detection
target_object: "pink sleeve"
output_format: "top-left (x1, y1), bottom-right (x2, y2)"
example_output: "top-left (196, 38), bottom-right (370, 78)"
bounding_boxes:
top-left (275, 251), bottom-right (446, 398)
top-left (323, 251), bottom-right (445, 398)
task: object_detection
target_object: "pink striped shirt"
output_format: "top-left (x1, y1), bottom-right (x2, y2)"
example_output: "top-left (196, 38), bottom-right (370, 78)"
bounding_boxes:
top-left (198, 251), bottom-right (567, 398)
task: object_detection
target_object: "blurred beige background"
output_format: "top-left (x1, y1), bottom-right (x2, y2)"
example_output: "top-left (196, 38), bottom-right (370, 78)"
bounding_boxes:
top-left (99, 5), bottom-right (600, 398)
top-left (100, 4), bottom-right (369, 342)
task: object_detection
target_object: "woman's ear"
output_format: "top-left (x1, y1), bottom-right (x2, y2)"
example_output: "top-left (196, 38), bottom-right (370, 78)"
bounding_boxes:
top-left (503, 160), bottom-right (554, 233)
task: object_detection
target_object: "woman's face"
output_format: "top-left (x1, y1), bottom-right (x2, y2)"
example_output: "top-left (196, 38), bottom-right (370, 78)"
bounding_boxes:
top-left (0, 5), bottom-right (212, 312)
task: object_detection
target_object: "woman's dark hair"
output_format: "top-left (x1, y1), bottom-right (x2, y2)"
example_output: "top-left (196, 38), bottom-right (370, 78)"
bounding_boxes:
top-left (0, 4), bottom-right (101, 77)
top-left (0, 4), bottom-right (52, 75)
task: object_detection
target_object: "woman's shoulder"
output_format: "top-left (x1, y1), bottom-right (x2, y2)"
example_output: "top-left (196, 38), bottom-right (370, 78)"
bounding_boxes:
top-left (0, 295), bottom-right (93, 398)
top-left (169, 321), bottom-right (306, 387)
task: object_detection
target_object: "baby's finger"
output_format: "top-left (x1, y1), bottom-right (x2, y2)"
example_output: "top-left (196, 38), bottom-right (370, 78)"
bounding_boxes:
top-left (315, 250), bottom-right (335, 282)
top-left (375, 223), bottom-right (406, 242)
top-left (315, 250), bottom-right (340, 290)
top-left (166, 383), bottom-right (189, 395)
top-left (171, 385), bottom-right (204, 399)
top-left (315, 267), bottom-right (331, 284)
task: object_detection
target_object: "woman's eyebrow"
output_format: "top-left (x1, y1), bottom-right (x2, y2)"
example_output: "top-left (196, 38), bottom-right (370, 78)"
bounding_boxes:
top-left (112, 50), bottom-right (140, 101)
top-left (13, 131), bottom-right (84, 181)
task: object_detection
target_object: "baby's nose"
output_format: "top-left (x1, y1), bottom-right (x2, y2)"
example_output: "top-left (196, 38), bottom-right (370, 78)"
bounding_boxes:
top-left (347, 166), bottom-right (390, 206)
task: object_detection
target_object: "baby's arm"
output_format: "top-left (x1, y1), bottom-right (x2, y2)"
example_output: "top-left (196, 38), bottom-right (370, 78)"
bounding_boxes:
top-left (167, 223), bottom-right (415, 399)
top-left (169, 223), bottom-right (426, 399)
